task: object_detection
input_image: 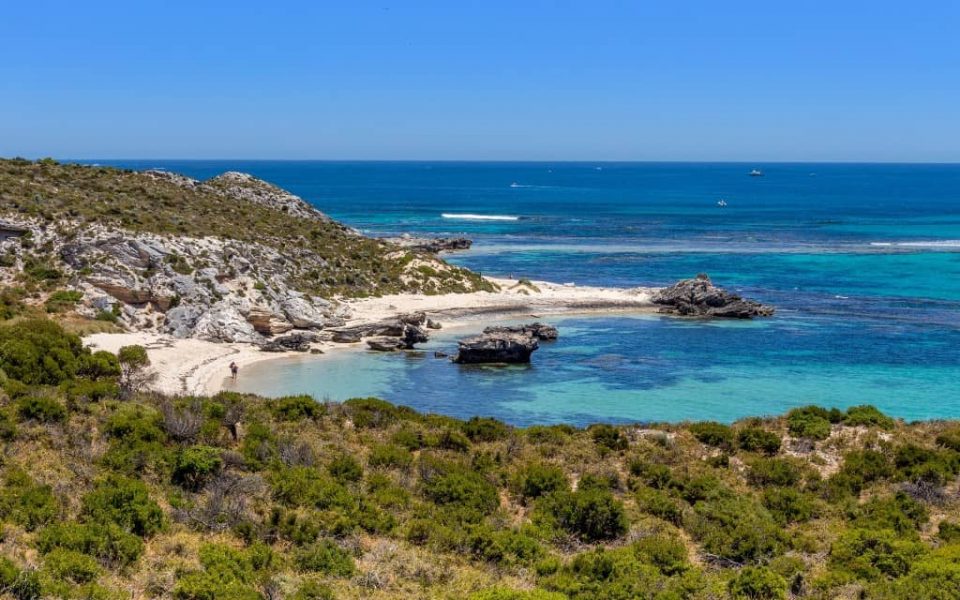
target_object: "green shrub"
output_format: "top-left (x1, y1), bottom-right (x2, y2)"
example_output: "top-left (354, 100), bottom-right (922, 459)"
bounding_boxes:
top-left (290, 581), bottom-right (336, 600)
top-left (884, 544), bottom-right (960, 599)
top-left (737, 427), bottom-right (781, 455)
top-left (0, 557), bottom-right (40, 600)
top-left (537, 488), bottom-right (628, 542)
top-left (636, 487), bottom-right (683, 525)
top-left (689, 421), bottom-right (734, 448)
top-left (589, 424), bottom-right (628, 452)
top-left (828, 448), bottom-right (894, 497)
top-left (173, 446), bottom-right (223, 491)
top-left (829, 528), bottom-right (925, 579)
top-left (422, 467), bottom-right (498, 520)
top-left (894, 444), bottom-right (960, 486)
top-left (390, 426), bottom-right (426, 450)
top-left (44, 290), bottom-right (83, 313)
top-left (747, 458), bottom-right (803, 487)
top-left (173, 543), bottom-right (260, 600)
top-left (37, 522), bottom-right (144, 567)
top-left (633, 535), bottom-right (689, 575)
top-left (240, 421), bottom-right (278, 469)
top-left (628, 460), bottom-right (676, 490)
top-left (936, 427), bottom-right (960, 453)
top-left (514, 463), bottom-right (568, 501)
top-left (852, 492), bottom-right (928, 537)
top-left (0, 469), bottom-right (59, 530)
top-left (469, 589), bottom-right (566, 600)
top-left (762, 487), bottom-right (817, 525)
top-left (80, 475), bottom-right (164, 536)
top-left (42, 548), bottom-right (100, 584)
top-left (0, 319), bottom-right (88, 385)
top-left (328, 454), bottom-right (363, 482)
top-left (729, 566), bottom-right (787, 600)
top-left (270, 467), bottom-right (354, 510)
top-left (294, 540), bottom-right (355, 576)
top-left (368, 444), bottom-right (413, 469)
top-left (0, 287), bottom-right (27, 320)
top-left (15, 392), bottom-right (67, 423)
top-left (844, 405), bottom-right (895, 429)
top-left (787, 406), bottom-right (833, 440)
top-left (0, 409), bottom-right (16, 441)
top-left (270, 395), bottom-right (321, 421)
top-left (463, 416), bottom-right (511, 442)
top-left (62, 378), bottom-right (119, 402)
top-left (939, 521), bottom-right (960, 543)
top-left (343, 397), bottom-right (407, 428)
top-left (686, 496), bottom-right (784, 563)
top-left (435, 428), bottom-right (471, 452)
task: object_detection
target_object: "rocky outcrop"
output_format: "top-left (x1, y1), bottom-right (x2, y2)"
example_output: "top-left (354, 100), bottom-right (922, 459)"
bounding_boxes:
top-left (260, 331), bottom-right (320, 352)
top-left (652, 274), bottom-right (774, 318)
top-left (192, 303), bottom-right (264, 344)
top-left (453, 332), bottom-right (540, 364)
top-left (281, 296), bottom-right (332, 329)
top-left (246, 308), bottom-right (295, 336)
top-left (330, 313), bottom-right (429, 350)
top-left (367, 337), bottom-right (403, 352)
top-left (383, 234), bottom-right (473, 253)
top-left (483, 322), bottom-right (558, 341)
top-left (205, 171), bottom-right (332, 223)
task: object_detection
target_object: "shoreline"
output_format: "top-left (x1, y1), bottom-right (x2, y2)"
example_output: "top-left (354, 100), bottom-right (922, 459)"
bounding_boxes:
top-left (84, 277), bottom-right (658, 398)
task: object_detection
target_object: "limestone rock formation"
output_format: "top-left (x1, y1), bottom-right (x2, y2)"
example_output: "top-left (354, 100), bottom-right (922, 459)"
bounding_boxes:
top-left (652, 274), bottom-right (774, 318)
top-left (453, 332), bottom-right (540, 364)
top-left (483, 322), bottom-right (558, 340)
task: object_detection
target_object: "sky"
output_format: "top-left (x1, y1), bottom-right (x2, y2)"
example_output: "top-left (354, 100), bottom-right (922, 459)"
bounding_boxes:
top-left (1, 1), bottom-right (958, 162)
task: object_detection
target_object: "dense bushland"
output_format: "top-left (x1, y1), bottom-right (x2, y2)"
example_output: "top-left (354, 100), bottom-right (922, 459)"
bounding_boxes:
top-left (0, 317), bottom-right (959, 599)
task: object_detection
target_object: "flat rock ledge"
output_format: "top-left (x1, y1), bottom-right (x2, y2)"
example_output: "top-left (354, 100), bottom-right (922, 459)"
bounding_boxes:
top-left (652, 274), bottom-right (774, 319)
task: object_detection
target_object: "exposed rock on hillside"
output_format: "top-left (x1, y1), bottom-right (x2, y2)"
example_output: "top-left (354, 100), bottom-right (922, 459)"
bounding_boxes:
top-left (652, 274), bottom-right (774, 318)
top-left (0, 159), bottom-right (494, 342)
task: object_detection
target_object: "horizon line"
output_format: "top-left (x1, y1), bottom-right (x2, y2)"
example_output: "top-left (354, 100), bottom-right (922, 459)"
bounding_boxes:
top-left (43, 157), bottom-right (960, 166)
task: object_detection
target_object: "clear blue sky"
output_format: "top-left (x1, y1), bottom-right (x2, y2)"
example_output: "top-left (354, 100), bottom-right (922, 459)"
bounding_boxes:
top-left (2, 1), bottom-right (958, 161)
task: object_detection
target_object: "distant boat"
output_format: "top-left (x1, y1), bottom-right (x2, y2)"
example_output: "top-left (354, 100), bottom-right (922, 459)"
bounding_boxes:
top-left (510, 182), bottom-right (521, 188)
top-left (717, 199), bottom-right (728, 207)
top-left (749, 169), bottom-right (764, 177)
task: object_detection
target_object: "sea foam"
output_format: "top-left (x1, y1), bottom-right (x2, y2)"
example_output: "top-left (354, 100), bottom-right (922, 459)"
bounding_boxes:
top-left (870, 240), bottom-right (960, 248)
top-left (442, 213), bottom-right (520, 221)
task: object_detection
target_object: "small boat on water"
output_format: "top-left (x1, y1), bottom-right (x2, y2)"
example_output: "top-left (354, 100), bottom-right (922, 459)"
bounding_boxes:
top-left (717, 199), bottom-right (728, 207)
top-left (749, 169), bottom-right (764, 177)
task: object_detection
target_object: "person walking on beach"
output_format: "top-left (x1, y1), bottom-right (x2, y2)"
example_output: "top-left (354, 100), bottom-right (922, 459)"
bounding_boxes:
top-left (229, 361), bottom-right (239, 380)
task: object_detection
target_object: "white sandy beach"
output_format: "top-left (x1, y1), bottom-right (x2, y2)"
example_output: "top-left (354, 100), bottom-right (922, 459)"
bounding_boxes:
top-left (85, 277), bottom-right (657, 398)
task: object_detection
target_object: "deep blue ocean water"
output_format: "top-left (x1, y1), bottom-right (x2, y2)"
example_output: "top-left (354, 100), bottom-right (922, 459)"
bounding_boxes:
top-left (88, 161), bottom-right (960, 425)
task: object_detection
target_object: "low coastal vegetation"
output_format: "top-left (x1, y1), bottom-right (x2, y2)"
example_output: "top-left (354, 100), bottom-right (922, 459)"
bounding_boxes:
top-left (0, 312), bottom-right (959, 598)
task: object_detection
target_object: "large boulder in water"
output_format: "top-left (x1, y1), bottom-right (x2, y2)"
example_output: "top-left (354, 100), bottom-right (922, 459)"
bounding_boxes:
top-left (652, 274), bottom-right (774, 319)
top-left (454, 332), bottom-right (540, 364)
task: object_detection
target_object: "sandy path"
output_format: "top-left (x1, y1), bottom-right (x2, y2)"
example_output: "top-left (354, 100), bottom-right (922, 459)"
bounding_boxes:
top-left (84, 278), bottom-right (658, 397)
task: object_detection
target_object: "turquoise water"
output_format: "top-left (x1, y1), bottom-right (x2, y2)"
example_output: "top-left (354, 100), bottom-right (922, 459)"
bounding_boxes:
top-left (91, 161), bottom-right (960, 425)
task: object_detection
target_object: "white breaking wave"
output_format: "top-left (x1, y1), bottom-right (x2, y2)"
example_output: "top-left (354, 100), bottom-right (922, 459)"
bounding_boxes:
top-left (441, 213), bottom-right (520, 221)
top-left (870, 240), bottom-right (960, 248)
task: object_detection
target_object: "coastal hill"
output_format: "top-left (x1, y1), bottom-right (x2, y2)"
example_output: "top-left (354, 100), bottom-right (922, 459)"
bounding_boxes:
top-left (0, 310), bottom-right (957, 598)
top-left (0, 158), bottom-right (492, 342)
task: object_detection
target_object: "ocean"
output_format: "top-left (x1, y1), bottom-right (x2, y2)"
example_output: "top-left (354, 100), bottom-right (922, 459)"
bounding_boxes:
top-left (89, 160), bottom-right (960, 425)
